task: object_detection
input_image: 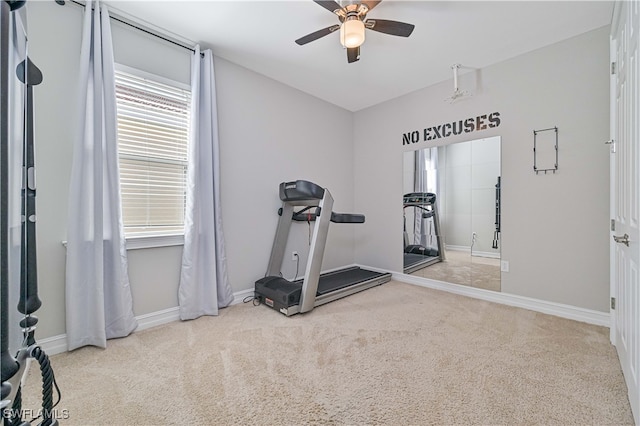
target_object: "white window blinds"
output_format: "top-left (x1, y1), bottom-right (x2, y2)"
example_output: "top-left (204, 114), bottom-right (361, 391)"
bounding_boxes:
top-left (115, 69), bottom-right (191, 236)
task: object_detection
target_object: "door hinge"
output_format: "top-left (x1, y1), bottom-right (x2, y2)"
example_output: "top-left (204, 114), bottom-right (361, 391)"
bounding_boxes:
top-left (611, 297), bottom-right (616, 310)
top-left (611, 219), bottom-right (616, 231)
top-left (605, 139), bottom-right (616, 153)
top-left (611, 61), bottom-right (616, 75)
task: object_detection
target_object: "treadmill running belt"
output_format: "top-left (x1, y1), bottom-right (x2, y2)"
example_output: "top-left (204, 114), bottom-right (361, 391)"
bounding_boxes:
top-left (315, 268), bottom-right (385, 296)
top-left (404, 252), bottom-right (430, 268)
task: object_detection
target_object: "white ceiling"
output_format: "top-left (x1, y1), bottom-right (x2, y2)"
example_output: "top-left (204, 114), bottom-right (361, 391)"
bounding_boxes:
top-left (104, 1), bottom-right (614, 112)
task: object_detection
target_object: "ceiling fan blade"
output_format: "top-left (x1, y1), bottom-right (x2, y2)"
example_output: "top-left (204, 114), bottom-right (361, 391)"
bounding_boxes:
top-left (295, 25), bottom-right (340, 45)
top-left (347, 46), bottom-right (360, 63)
top-left (361, 1), bottom-right (382, 12)
top-left (313, 0), bottom-right (343, 14)
top-left (366, 19), bottom-right (415, 37)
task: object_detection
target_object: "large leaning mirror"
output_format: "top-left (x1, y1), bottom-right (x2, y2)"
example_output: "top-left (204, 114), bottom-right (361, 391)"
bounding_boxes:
top-left (402, 136), bottom-right (501, 292)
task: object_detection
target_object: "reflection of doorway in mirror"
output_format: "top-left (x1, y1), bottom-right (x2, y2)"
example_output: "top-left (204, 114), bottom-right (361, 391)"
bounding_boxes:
top-left (403, 136), bottom-right (501, 292)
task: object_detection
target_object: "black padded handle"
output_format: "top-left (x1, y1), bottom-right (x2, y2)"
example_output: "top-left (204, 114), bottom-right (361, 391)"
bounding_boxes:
top-left (330, 212), bottom-right (365, 223)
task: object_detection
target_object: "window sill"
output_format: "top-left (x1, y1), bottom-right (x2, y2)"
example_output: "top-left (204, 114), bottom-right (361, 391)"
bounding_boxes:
top-left (125, 234), bottom-right (184, 250)
top-left (61, 234), bottom-right (184, 250)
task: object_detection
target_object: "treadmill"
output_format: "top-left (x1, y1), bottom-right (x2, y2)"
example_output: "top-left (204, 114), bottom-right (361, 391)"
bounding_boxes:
top-left (255, 180), bottom-right (391, 316)
top-left (403, 192), bottom-right (446, 273)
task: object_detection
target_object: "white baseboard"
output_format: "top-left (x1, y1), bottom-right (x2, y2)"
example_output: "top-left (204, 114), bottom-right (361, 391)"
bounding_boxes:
top-left (394, 272), bottom-right (610, 327)
top-left (446, 245), bottom-right (470, 252)
top-left (39, 288), bottom-right (255, 356)
top-left (444, 246), bottom-right (499, 259)
top-left (135, 306), bottom-right (180, 331)
top-left (35, 333), bottom-right (69, 356)
top-left (471, 251), bottom-right (501, 259)
top-left (232, 288), bottom-right (255, 305)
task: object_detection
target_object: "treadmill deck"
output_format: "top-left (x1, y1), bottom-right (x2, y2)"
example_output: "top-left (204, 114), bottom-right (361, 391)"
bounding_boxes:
top-left (255, 266), bottom-right (391, 316)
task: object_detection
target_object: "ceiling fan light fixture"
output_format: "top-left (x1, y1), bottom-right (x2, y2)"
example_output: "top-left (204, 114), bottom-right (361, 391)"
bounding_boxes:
top-left (296, 0), bottom-right (414, 63)
top-left (340, 18), bottom-right (365, 48)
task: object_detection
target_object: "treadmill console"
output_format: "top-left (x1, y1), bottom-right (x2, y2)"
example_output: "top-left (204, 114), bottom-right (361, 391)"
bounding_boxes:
top-left (403, 192), bottom-right (436, 206)
top-left (279, 180), bottom-right (325, 202)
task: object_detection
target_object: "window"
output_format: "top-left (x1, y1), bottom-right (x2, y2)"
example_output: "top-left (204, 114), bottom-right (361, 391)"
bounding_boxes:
top-left (115, 67), bottom-right (191, 239)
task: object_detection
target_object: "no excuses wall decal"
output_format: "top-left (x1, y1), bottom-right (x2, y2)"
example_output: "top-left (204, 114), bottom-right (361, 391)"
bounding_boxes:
top-left (402, 112), bottom-right (501, 145)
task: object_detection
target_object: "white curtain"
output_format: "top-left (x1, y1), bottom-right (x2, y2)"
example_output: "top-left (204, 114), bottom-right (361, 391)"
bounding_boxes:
top-left (413, 150), bottom-right (426, 246)
top-left (179, 46), bottom-right (233, 320)
top-left (424, 147), bottom-right (439, 251)
top-left (65, 0), bottom-right (137, 350)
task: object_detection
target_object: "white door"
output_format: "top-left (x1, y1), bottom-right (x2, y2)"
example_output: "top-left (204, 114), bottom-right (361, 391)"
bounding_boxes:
top-left (610, 1), bottom-right (639, 423)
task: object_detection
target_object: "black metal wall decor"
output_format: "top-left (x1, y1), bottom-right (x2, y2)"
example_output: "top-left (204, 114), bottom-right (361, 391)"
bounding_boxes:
top-left (533, 126), bottom-right (558, 174)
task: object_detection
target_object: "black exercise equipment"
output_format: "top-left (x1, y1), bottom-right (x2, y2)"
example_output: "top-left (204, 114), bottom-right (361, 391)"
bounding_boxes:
top-left (492, 176), bottom-right (501, 249)
top-left (255, 180), bottom-right (390, 315)
top-left (1, 2), bottom-right (60, 424)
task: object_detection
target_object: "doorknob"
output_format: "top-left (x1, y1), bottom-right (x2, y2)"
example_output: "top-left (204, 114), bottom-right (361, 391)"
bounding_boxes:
top-left (613, 234), bottom-right (630, 247)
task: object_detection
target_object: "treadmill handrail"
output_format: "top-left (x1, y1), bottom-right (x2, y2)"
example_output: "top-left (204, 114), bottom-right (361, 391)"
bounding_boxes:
top-left (291, 210), bottom-right (365, 224)
top-left (330, 212), bottom-right (364, 223)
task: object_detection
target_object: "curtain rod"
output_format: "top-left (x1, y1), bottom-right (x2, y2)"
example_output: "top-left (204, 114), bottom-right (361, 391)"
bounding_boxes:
top-left (66, 0), bottom-right (200, 55)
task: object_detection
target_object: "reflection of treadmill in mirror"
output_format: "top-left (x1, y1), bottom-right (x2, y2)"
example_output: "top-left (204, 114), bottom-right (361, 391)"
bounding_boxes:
top-left (403, 192), bottom-right (446, 273)
top-left (255, 180), bottom-right (391, 316)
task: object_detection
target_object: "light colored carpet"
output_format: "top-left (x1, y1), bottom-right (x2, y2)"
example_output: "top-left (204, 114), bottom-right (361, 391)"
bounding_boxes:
top-left (23, 281), bottom-right (632, 425)
top-left (411, 251), bottom-right (501, 292)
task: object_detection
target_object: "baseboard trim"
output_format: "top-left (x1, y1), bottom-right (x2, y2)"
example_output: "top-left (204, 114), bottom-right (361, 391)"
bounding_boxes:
top-left (393, 272), bottom-right (610, 327)
top-left (446, 245), bottom-right (470, 252)
top-left (36, 334), bottom-right (68, 356)
top-left (39, 288), bottom-right (255, 356)
top-left (232, 288), bottom-right (255, 305)
top-left (471, 251), bottom-right (500, 259)
top-left (136, 306), bottom-right (181, 331)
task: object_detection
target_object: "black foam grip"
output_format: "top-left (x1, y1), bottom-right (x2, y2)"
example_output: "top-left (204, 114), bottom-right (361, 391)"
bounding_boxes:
top-left (17, 63), bottom-right (42, 316)
top-left (330, 213), bottom-right (365, 223)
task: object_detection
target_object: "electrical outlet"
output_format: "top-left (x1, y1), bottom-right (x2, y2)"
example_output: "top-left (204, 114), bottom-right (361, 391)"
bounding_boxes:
top-left (291, 251), bottom-right (298, 261)
top-left (500, 260), bottom-right (509, 272)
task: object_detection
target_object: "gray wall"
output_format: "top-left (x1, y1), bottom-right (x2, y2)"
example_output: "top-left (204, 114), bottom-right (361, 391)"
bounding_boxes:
top-left (215, 55), bottom-right (357, 298)
top-left (27, 1), bottom-right (355, 340)
top-left (353, 26), bottom-right (611, 312)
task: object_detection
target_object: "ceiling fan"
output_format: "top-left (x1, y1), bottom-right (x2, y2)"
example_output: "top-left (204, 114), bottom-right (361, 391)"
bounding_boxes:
top-left (295, 0), bottom-right (415, 63)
